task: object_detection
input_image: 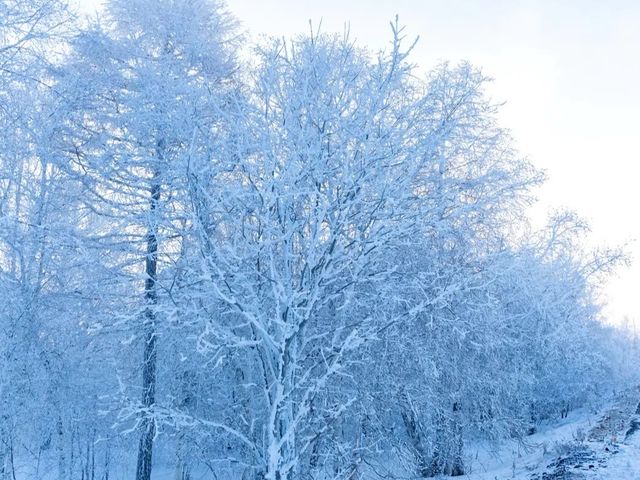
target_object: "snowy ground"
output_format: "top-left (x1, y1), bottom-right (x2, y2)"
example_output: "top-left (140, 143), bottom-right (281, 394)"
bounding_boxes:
top-left (460, 387), bottom-right (640, 479)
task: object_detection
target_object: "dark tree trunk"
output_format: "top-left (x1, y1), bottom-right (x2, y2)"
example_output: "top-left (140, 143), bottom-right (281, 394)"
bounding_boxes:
top-left (136, 180), bottom-right (160, 480)
top-left (399, 391), bottom-right (431, 478)
top-left (449, 402), bottom-right (465, 476)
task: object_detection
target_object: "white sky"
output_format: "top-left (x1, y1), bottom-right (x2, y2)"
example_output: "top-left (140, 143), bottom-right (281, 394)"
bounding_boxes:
top-left (76, 0), bottom-right (640, 326)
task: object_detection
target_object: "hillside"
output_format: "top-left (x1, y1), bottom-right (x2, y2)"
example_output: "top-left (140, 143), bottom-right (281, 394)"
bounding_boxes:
top-left (461, 387), bottom-right (640, 479)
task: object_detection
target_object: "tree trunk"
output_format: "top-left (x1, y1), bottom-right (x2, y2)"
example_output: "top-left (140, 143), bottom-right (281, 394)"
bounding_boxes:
top-left (136, 180), bottom-right (160, 480)
top-left (57, 417), bottom-right (66, 480)
top-left (400, 400), bottom-right (431, 477)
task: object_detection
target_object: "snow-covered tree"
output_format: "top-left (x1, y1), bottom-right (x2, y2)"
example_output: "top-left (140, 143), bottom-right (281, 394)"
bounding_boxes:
top-left (182, 23), bottom-right (545, 478)
top-left (53, 1), bottom-right (239, 478)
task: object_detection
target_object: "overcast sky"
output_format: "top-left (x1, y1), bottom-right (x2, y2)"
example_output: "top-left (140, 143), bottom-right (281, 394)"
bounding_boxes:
top-left (76, 0), bottom-right (640, 326)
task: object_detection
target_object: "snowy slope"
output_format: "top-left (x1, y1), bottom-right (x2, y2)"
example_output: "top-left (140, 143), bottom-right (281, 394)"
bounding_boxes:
top-left (460, 387), bottom-right (640, 479)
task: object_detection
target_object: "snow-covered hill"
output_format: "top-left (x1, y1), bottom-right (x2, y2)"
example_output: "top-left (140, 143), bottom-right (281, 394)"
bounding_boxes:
top-left (460, 387), bottom-right (640, 479)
